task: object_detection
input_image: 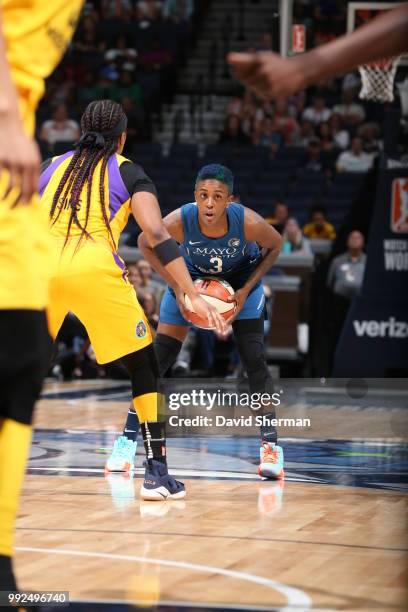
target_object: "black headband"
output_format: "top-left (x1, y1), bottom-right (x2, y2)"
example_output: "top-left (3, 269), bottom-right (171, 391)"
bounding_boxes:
top-left (77, 114), bottom-right (128, 149)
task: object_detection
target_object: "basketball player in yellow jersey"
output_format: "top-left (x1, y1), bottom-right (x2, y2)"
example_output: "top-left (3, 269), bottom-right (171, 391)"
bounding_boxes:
top-left (40, 99), bottom-right (226, 501)
top-left (0, 0), bottom-right (83, 595)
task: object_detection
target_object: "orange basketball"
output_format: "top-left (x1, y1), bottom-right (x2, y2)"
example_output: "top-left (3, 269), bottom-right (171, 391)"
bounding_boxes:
top-left (184, 278), bottom-right (236, 329)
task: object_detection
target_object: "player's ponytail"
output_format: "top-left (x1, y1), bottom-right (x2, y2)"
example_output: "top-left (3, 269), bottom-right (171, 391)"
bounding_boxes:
top-left (49, 99), bottom-right (127, 250)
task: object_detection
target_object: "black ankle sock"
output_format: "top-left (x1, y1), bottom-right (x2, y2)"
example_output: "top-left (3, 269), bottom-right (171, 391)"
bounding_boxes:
top-left (0, 554), bottom-right (17, 591)
top-left (260, 412), bottom-right (278, 445)
top-left (141, 421), bottom-right (167, 464)
top-left (123, 406), bottom-right (140, 442)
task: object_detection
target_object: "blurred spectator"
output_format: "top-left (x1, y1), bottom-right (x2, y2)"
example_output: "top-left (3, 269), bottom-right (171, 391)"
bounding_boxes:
top-left (137, 259), bottom-right (165, 303)
top-left (140, 292), bottom-right (159, 330)
top-left (239, 94), bottom-right (258, 137)
top-left (303, 207), bottom-right (336, 240)
top-left (271, 100), bottom-right (300, 144)
top-left (219, 114), bottom-right (250, 145)
top-left (288, 90), bottom-right (306, 118)
top-left (137, 0), bottom-right (164, 21)
top-left (296, 120), bottom-right (316, 147)
top-left (282, 218), bottom-right (312, 255)
top-left (336, 137), bottom-right (374, 173)
top-left (329, 113), bottom-right (349, 150)
top-left (52, 314), bottom-right (98, 381)
top-left (110, 70), bottom-right (142, 105)
top-left (318, 122), bottom-right (336, 153)
top-left (121, 96), bottom-right (145, 142)
top-left (333, 89), bottom-right (365, 126)
top-left (101, 0), bottom-right (133, 18)
top-left (303, 138), bottom-right (331, 175)
top-left (342, 72), bottom-right (361, 95)
top-left (327, 230), bottom-right (366, 299)
top-left (163, 0), bottom-right (194, 21)
top-left (327, 230), bottom-right (366, 371)
top-left (358, 122), bottom-right (382, 155)
top-left (99, 62), bottom-right (120, 82)
top-left (40, 105), bottom-right (80, 147)
top-left (139, 40), bottom-right (172, 72)
top-left (255, 99), bottom-right (274, 124)
top-left (226, 95), bottom-right (243, 116)
top-left (104, 34), bottom-right (138, 72)
top-left (128, 264), bottom-right (143, 293)
top-left (302, 97), bottom-right (332, 125)
top-left (77, 72), bottom-right (104, 107)
top-left (252, 117), bottom-right (282, 154)
top-left (74, 15), bottom-right (105, 63)
top-left (265, 202), bottom-right (289, 234)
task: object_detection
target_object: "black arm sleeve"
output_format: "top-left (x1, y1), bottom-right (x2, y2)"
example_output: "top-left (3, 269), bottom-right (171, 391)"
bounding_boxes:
top-left (119, 161), bottom-right (158, 199)
top-left (40, 158), bottom-right (53, 173)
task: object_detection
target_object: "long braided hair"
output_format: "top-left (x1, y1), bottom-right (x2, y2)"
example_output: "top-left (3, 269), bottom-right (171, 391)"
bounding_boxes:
top-left (49, 100), bottom-right (127, 250)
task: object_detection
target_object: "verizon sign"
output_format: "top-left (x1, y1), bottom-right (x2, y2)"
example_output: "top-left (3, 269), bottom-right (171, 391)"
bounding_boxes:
top-left (353, 318), bottom-right (408, 338)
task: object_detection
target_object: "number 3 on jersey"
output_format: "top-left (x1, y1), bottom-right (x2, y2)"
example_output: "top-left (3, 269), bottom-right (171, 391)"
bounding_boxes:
top-left (209, 256), bottom-right (223, 273)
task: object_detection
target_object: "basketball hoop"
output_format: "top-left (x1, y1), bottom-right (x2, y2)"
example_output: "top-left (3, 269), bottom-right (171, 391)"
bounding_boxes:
top-left (358, 56), bottom-right (401, 102)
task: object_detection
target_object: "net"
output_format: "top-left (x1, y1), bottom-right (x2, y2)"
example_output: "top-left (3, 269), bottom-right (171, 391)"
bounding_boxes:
top-left (358, 57), bottom-right (401, 103)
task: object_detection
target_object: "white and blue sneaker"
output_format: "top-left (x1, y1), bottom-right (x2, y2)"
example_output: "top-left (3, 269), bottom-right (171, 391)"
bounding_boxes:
top-left (105, 435), bottom-right (137, 473)
top-left (258, 442), bottom-right (284, 479)
top-left (140, 459), bottom-right (186, 501)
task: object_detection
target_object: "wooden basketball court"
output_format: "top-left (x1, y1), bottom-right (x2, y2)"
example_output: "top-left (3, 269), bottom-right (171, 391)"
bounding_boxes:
top-left (14, 380), bottom-right (408, 611)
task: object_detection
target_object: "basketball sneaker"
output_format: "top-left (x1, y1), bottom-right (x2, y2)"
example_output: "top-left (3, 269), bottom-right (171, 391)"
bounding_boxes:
top-left (140, 459), bottom-right (186, 500)
top-left (258, 442), bottom-right (284, 479)
top-left (105, 435), bottom-right (137, 472)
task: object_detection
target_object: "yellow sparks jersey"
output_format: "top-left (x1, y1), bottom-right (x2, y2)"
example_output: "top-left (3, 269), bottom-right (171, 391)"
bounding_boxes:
top-left (40, 151), bottom-right (157, 250)
top-left (40, 152), bottom-right (157, 363)
top-left (0, 0), bottom-right (82, 310)
top-left (1, 0), bottom-right (83, 136)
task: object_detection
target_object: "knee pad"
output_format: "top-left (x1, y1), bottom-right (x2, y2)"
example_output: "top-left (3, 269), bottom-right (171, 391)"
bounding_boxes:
top-left (120, 344), bottom-right (159, 399)
top-left (154, 334), bottom-right (182, 377)
top-left (232, 318), bottom-right (272, 394)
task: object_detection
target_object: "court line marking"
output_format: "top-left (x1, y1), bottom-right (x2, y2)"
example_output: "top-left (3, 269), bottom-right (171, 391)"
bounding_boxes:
top-left (26, 466), bottom-right (261, 479)
top-left (26, 465), bottom-right (322, 484)
top-left (16, 546), bottom-right (312, 612)
top-left (16, 527), bottom-right (407, 553)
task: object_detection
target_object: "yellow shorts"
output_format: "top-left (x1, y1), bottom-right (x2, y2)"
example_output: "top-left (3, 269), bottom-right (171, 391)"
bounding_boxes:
top-left (0, 184), bottom-right (52, 311)
top-left (48, 238), bottom-right (152, 364)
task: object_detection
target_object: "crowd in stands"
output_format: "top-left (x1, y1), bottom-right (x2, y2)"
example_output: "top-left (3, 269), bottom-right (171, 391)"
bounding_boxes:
top-left (36, 0), bottom-right (198, 156)
top-left (266, 202), bottom-right (336, 247)
top-left (220, 84), bottom-right (380, 179)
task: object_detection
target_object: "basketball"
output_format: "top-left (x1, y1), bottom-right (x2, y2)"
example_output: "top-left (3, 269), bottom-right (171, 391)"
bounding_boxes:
top-left (184, 277), bottom-right (236, 328)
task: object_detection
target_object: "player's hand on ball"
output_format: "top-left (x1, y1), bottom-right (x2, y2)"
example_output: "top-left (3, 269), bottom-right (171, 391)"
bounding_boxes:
top-left (189, 293), bottom-right (227, 335)
top-left (226, 287), bottom-right (249, 323)
top-left (227, 51), bottom-right (307, 100)
top-left (0, 113), bottom-right (41, 206)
